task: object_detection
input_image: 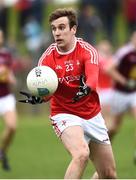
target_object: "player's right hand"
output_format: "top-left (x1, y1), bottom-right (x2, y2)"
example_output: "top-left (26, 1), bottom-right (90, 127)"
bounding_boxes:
top-left (19, 91), bottom-right (44, 104)
top-left (72, 75), bottom-right (91, 103)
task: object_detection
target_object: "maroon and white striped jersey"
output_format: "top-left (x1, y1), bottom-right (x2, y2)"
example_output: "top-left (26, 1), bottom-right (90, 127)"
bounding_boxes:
top-left (113, 43), bottom-right (136, 93)
top-left (38, 38), bottom-right (101, 119)
top-left (0, 47), bottom-right (13, 97)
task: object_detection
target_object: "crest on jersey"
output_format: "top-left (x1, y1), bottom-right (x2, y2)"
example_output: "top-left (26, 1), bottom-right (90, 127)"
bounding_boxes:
top-left (56, 65), bottom-right (63, 70)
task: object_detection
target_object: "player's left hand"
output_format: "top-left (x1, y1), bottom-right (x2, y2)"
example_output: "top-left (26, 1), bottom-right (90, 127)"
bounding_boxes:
top-left (19, 91), bottom-right (44, 104)
top-left (72, 75), bottom-right (91, 103)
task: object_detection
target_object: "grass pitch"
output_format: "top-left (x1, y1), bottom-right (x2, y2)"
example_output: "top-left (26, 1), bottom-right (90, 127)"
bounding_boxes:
top-left (0, 111), bottom-right (136, 179)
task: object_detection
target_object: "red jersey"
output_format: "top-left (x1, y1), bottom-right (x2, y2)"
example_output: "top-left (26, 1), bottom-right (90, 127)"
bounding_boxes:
top-left (38, 38), bottom-right (101, 119)
top-left (98, 56), bottom-right (113, 89)
top-left (0, 47), bottom-right (13, 97)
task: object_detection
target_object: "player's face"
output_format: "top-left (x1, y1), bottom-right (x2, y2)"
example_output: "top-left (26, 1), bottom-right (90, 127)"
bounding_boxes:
top-left (51, 16), bottom-right (77, 52)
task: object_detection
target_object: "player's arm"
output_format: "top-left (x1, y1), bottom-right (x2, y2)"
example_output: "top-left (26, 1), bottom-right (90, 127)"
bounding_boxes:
top-left (8, 70), bottom-right (17, 85)
top-left (106, 61), bottom-right (126, 85)
top-left (0, 65), bottom-right (16, 84)
top-left (19, 91), bottom-right (51, 104)
top-left (73, 50), bottom-right (99, 102)
top-left (72, 75), bottom-right (91, 102)
top-left (106, 61), bottom-right (136, 89)
top-left (85, 63), bottom-right (99, 90)
top-left (106, 61), bottom-right (133, 88)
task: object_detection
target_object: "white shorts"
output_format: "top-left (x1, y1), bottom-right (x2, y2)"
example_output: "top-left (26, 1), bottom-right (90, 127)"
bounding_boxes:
top-left (98, 88), bottom-right (113, 106)
top-left (110, 90), bottom-right (136, 115)
top-left (50, 112), bottom-right (110, 144)
top-left (0, 94), bottom-right (16, 115)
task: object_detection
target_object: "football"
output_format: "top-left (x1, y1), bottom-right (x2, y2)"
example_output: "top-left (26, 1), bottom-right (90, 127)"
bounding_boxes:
top-left (26, 66), bottom-right (58, 97)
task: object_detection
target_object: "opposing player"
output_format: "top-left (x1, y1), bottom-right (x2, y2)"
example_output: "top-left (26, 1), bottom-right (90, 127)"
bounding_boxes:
top-left (19, 8), bottom-right (117, 179)
top-left (106, 31), bottom-right (136, 161)
top-left (0, 29), bottom-right (17, 170)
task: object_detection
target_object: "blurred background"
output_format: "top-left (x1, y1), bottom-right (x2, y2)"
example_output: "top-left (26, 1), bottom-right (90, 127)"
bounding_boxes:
top-left (0, 0), bottom-right (136, 178)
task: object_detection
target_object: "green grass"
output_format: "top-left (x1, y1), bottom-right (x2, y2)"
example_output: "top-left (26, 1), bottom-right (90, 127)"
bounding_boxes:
top-left (0, 113), bottom-right (136, 179)
top-left (112, 114), bottom-right (136, 178)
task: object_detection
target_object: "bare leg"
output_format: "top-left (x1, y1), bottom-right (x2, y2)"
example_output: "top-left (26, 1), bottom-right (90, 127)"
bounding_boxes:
top-left (0, 110), bottom-right (17, 153)
top-left (107, 113), bottom-right (124, 141)
top-left (61, 126), bottom-right (90, 179)
top-left (131, 106), bottom-right (136, 164)
top-left (89, 141), bottom-right (117, 179)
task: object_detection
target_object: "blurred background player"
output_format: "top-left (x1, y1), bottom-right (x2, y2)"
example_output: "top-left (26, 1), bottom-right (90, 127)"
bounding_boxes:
top-left (106, 30), bottom-right (136, 162)
top-left (0, 29), bottom-right (17, 170)
top-left (122, 0), bottom-right (136, 36)
top-left (97, 40), bottom-right (114, 130)
top-left (77, 2), bottom-right (102, 45)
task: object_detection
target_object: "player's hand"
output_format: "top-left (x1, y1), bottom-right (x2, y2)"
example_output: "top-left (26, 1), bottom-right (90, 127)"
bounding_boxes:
top-left (125, 79), bottom-right (136, 90)
top-left (19, 91), bottom-right (44, 104)
top-left (72, 75), bottom-right (91, 103)
top-left (0, 65), bottom-right (9, 82)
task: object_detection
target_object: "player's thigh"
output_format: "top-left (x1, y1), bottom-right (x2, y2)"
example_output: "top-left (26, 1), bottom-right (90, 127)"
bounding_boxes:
top-left (61, 126), bottom-right (89, 157)
top-left (1, 94), bottom-right (17, 129)
top-left (131, 106), bottom-right (136, 120)
top-left (89, 141), bottom-right (116, 174)
top-left (112, 113), bottom-right (124, 129)
top-left (4, 110), bottom-right (17, 129)
top-left (131, 93), bottom-right (136, 118)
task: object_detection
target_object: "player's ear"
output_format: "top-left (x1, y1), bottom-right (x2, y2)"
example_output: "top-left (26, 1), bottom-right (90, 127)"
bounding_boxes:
top-left (71, 25), bottom-right (77, 34)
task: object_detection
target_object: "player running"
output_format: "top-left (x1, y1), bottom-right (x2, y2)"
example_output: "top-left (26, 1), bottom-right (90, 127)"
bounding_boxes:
top-left (0, 29), bottom-right (17, 170)
top-left (106, 30), bottom-right (136, 162)
top-left (19, 8), bottom-right (117, 179)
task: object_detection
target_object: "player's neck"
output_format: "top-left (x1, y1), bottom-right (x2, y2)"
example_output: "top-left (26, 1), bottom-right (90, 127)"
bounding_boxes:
top-left (57, 37), bottom-right (76, 53)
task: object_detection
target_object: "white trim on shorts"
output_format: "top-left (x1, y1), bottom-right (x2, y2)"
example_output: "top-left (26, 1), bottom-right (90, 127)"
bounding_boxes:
top-left (50, 112), bottom-right (110, 145)
top-left (0, 94), bottom-right (16, 115)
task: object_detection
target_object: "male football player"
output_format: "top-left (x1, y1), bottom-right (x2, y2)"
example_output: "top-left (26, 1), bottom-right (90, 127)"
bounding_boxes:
top-left (19, 8), bottom-right (117, 179)
top-left (0, 29), bottom-right (17, 171)
top-left (106, 30), bottom-right (136, 163)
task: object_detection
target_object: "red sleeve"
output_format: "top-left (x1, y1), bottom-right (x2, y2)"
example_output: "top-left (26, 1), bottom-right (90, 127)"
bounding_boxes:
top-left (85, 63), bottom-right (99, 90)
top-left (84, 50), bottom-right (99, 90)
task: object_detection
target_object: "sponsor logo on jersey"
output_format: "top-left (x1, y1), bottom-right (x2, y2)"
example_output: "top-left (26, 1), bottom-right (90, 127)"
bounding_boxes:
top-left (58, 75), bottom-right (80, 84)
top-left (55, 65), bottom-right (63, 70)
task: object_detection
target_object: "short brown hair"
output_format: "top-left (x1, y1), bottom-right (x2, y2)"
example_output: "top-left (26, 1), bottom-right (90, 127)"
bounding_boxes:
top-left (49, 8), bottom-right (78, 29)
